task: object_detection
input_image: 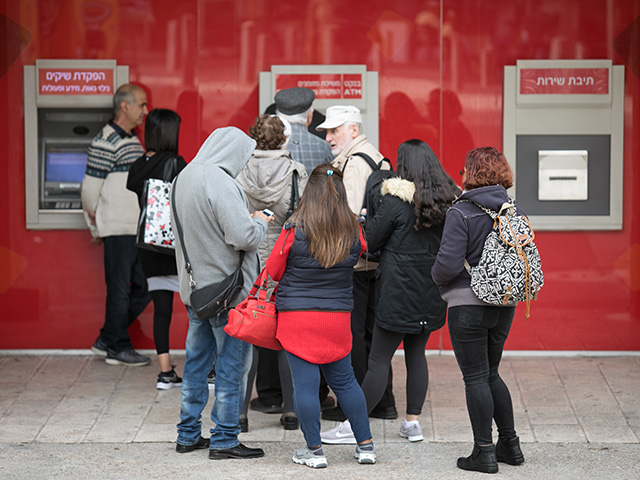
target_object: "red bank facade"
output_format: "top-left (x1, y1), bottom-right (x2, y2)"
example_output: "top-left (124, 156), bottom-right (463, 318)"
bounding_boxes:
top-left (1, 1), bottom-right (639, 352)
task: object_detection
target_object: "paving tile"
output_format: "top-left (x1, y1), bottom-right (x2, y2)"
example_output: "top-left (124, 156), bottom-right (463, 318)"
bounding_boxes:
top-left (532, 423), bottom-right (588, 443)
top-left (36, 423), bottom-right (93, 443)
top-left (0, 424), bottom-right (42, 443)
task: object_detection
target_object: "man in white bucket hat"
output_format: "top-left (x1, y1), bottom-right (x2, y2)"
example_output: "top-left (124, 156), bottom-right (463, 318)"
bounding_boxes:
top-left (316, 105), bottom-right (397, 425)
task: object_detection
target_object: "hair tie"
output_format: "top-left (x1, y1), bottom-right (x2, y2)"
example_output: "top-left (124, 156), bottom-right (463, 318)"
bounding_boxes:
top-left (327, 170), bottom-right (333, 176)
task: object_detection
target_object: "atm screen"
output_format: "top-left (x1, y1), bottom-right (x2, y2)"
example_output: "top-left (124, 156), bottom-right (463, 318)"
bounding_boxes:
top-left (45, 151), bottom-right (87, 183)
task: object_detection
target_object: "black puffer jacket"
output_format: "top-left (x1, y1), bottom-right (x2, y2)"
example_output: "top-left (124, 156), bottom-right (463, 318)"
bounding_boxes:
top-left (365, 177), bottom-right (447, 334)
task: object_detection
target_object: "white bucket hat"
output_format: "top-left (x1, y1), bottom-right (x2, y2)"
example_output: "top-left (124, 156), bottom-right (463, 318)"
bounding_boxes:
top-left (316, 105), bottom-right (362, 130)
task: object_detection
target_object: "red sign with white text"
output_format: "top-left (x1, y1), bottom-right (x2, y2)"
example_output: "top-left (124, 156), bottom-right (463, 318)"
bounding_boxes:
top-left (38, 68), bottom-right (114, 95)
top-left (275, 74), bottom-right (363, 99)
top-left (520, 68), bottom-right (609, 94)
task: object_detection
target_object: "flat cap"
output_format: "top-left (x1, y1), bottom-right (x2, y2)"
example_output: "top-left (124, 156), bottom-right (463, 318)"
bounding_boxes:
top-left (274, 87), bottom-right (315, 115)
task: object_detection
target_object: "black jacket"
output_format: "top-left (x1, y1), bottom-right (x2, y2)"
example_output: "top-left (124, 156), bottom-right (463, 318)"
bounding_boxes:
top-left (126, 151), bottom-right (187, 278)
top-left (365, 177), bottom-right (447, 334)
top-left (431, 184), bottom-right (524, 302)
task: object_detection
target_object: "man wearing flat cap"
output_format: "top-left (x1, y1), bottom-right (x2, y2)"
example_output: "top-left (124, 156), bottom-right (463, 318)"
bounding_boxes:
top-left (316, 105), bottom-right (397, 425)
top-left (275, 87), bottom-right (333, 174)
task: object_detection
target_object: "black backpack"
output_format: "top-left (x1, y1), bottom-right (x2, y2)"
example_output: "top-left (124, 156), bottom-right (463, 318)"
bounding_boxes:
top-left (343, 151), bottom-right (396, 262)
top-left (343, 151), bottom-right (396, 219)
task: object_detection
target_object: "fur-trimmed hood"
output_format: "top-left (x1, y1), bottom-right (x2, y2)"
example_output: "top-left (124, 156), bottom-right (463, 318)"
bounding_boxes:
top-left (381, 177), bottom-right (415, 203)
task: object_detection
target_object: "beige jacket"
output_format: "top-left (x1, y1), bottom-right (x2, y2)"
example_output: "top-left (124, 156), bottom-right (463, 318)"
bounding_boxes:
top-left (332, 134), bottom-right (389, 271)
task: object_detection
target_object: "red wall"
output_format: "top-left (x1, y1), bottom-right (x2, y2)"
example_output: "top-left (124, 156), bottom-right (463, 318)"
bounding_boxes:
top-left (1, 0), bottom-right (639, 351)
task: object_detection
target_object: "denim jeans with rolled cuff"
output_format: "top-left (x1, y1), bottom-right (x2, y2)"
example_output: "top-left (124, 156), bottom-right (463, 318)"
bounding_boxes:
top-left (177, 307), bottom-right (252, 450)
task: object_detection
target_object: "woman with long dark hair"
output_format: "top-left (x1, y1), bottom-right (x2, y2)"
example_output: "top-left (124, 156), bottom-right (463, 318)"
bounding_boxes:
top-left (432, 146), bottom-right (525, 474)
top-left (264, 164), bottom-right (375, 469)
top-left (126, 109), bottom-right (187, 389)
top-left (321, 139), bottom-right (459, 445)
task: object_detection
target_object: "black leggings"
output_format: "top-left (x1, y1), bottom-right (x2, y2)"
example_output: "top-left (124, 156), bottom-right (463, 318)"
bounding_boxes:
top-left (360, 324), bottom-right (431, 416)
top-left (150, 290), bottom-right (174, 355)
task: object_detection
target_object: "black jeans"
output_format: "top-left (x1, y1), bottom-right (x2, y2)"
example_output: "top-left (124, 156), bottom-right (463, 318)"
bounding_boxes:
top-left (101, 236), bottom-right (151, 352)
top-left (447, 305), bottom-right (517, 445)
top-left (351, 270), bottom-right (395, 410)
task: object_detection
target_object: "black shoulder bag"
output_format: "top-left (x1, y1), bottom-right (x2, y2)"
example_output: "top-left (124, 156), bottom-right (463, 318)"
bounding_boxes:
top-left (284, 169), bottom-right (300, 220)
top-left (171, 174), bottom-right (245, 320)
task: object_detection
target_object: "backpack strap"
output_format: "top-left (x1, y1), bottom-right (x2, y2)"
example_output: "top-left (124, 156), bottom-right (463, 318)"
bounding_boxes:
top-left (342, 151), bottom-right (393, 173)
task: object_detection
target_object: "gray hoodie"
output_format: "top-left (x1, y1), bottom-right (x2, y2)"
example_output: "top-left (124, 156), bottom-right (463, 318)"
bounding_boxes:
top-left (172, 127), bottom-right (268, 308)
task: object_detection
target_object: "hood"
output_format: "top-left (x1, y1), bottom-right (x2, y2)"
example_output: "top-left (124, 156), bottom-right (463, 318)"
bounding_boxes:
top-left (381, 177), bottom-right (415, 203)
top-left (457, 185), bottom-right (511, 212)
top-left (191, 126), bottom-right (256, 178)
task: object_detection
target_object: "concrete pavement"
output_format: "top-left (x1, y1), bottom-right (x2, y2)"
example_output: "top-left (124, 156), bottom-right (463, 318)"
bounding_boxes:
top-left (1, 352), bottom-right (639, 479)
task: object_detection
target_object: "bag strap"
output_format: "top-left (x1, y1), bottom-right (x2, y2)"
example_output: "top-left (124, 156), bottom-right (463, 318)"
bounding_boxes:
top-left (171, 174), bottom-right (245, 291)
top-left (342, 151), bottom-right (393, 173)
top-left (161, 155), bottom-right (179, 182)
top-left (289, 169), bottom-right (299, 212)
top-left (248, 267), bottom-right (278, 302)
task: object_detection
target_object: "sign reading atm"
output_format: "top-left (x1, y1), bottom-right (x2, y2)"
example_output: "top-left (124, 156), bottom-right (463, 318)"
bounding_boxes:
top-left (275, 73), bottom-right (363, 99)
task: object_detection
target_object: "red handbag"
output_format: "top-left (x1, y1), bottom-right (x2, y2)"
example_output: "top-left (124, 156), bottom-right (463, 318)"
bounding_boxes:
top-left (225, 268), bottom-right (282, 351)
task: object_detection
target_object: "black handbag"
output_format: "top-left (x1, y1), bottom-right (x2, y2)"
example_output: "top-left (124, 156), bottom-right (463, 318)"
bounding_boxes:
top-left (171, 174), bottom-right (245, 320)
top-left (136, 156), bottom-right (179, 255)
top-left (285, 169), bottom-right (300, 220)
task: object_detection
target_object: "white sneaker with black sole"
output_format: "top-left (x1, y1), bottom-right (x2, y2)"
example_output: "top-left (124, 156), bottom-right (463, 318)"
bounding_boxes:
top-left (320, 420), bottom-right (356, 444)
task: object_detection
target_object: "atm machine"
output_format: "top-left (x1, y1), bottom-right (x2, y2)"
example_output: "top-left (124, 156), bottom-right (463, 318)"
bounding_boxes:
top-left (503, 60), bottom-right (625, 230)
top-left (259, 64), bottom-right (379, 148)
top-left (24, 59), bottom-right (129, 229)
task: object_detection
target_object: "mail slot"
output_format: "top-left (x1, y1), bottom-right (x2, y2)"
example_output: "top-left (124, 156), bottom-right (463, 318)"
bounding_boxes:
top-left (538, 150), bottom-right (588, 201)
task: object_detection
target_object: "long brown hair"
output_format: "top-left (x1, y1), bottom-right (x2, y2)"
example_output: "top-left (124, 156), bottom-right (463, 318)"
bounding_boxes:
top-left (289, 164), bottom-right (359, 268)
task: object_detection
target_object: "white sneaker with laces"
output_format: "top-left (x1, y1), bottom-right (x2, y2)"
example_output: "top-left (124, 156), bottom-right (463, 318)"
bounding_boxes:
top-left (321, 420), bottom-right (356, 444)
top-left (292, 447), bottom-right (328, 468)
top-left (399, 420), bottom-right (424, 442)
top-left (354, 444), bottom-right (376, 464)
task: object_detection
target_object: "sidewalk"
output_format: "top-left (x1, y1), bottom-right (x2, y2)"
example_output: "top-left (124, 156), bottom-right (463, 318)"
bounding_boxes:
top-left (1, 353), bottom-right (639, 479)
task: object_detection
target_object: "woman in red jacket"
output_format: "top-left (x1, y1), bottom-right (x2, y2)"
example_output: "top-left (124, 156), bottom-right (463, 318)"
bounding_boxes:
top-left (265, 164), bottom-right (375, 469)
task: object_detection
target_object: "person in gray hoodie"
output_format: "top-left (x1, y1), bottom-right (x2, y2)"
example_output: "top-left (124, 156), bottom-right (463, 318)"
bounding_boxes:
top-left (173, 126), bottom-right (272, 460)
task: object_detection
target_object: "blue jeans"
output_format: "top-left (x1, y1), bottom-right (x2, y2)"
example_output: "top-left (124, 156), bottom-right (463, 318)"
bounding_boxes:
top-left (177, 307), bottom-right (252, 449)
top-left (287, 352), bottom-right (372, 448)
top-left (447, 305), bottom-right (517, 445)
top-left (102, 236), bottom-right (151, 352)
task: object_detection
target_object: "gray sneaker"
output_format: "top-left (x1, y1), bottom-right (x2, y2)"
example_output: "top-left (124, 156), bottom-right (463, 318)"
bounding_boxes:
top-left (320, 420), bottom-right (356, 444)
top-left (105, 349), bottom-right (150, 367)
top-left (354, 444), bottom-right (376, 464)
top-left (292, 447), bottom-right (328, 468)
top-left (399, 420), bottom-right (424, 442)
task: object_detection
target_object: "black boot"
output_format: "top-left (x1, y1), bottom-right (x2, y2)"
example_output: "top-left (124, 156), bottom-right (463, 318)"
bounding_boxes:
top-left (496, 435), bottom-right (524, 465)
top-left (457, 444), bottom-right (498, 474)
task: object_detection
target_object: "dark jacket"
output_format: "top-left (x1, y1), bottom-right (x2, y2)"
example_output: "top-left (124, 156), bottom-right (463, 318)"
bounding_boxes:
top-left (276, 223), bottom-right (362, 312)
top-left (365, 177), bottom-right (447, 334)
top-left (126, 151), bottom-right (187, 278)
top-left (431, 184), bottom-right (524, 306)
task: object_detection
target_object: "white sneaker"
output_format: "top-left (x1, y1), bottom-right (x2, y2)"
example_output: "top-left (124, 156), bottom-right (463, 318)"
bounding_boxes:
top-left (399, 420), bottom-right (424, 442)
top-left (354, 444), bottom-right (376, 464)
top-left (321, 420), bottom-right (356, 444)
top-left (292, 447), bottom-right (328, 468)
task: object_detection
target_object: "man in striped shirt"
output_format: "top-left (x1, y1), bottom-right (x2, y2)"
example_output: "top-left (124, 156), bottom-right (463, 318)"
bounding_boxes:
top-left (81, 83), bottom-right (152, 367)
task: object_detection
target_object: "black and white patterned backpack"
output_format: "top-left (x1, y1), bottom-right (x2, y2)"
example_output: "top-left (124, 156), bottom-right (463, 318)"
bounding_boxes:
top-left (461, 200), bottom-right (544, 318)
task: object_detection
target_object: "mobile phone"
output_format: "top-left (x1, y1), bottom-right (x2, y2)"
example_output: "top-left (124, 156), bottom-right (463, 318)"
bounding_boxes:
top-left (262, 209), bottom-right (274, 217)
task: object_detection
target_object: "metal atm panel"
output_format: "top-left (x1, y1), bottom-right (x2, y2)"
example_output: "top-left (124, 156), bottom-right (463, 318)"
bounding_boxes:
top-left (503, 60), bottom-right (624, 230)
top-left (259, 65), bottom-right (379, 149)
top-left (24, 59), bottom-right (129, 229)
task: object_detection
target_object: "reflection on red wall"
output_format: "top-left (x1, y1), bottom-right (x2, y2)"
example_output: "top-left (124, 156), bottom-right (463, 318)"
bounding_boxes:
top-left (0, 0), bottom-right (639, 351)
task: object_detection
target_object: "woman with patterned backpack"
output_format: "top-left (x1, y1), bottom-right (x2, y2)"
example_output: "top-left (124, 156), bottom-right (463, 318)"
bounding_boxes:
top-left (432, 146), bottom-right (526, 474)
